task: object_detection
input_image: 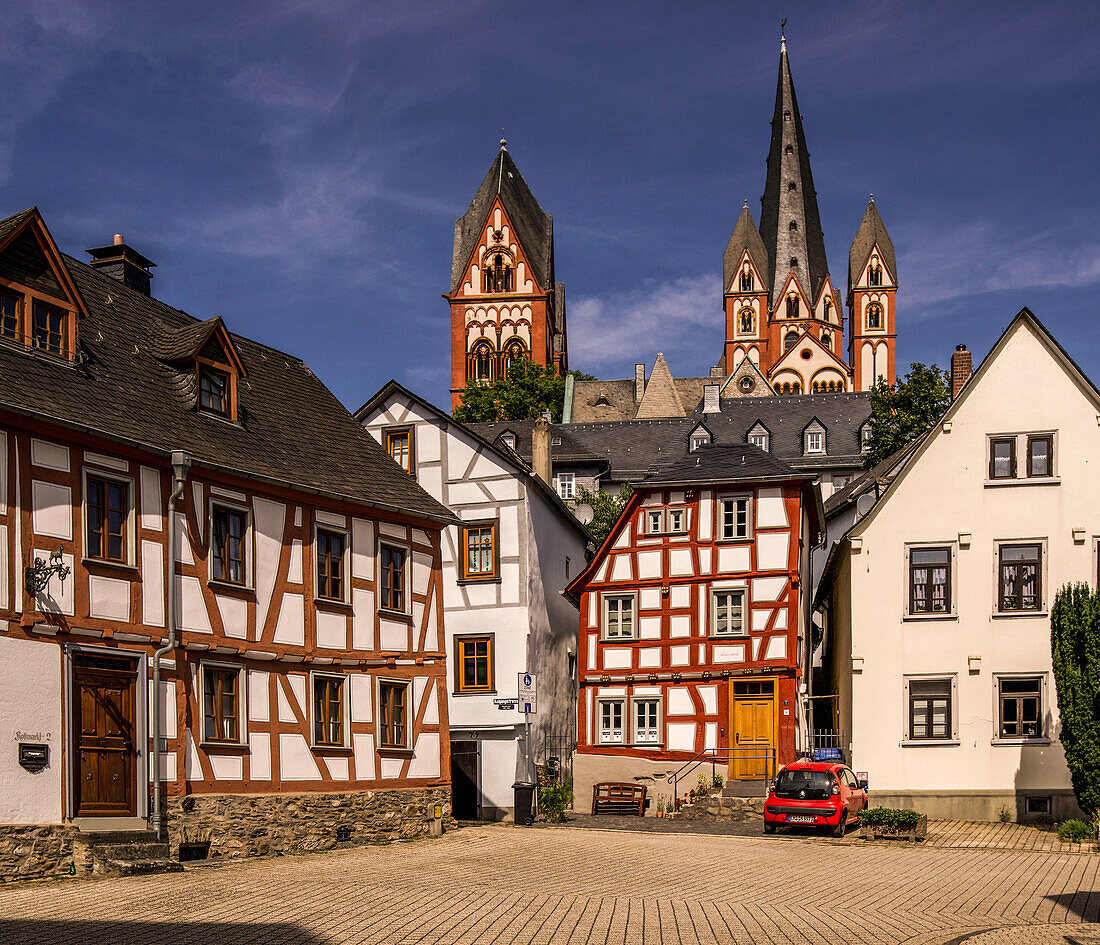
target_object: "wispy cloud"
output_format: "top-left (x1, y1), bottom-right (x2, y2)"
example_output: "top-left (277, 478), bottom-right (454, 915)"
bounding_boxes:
top-left (900, 223), bottom-right (1100, 310)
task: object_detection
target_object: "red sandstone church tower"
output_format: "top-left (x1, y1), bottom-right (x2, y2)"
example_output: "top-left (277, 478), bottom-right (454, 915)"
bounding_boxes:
top-left (447, 139), bottom-right (567, 410)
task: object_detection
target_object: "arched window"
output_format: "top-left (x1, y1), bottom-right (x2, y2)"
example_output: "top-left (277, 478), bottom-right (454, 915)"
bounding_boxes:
top-left (793, 382), bottom-right (801, 394)
top-left (780, 382), bottom-right (791, 394)
top-left (786, 295), bottom-right (800, 318)
top-left (823, 298), bottom-right (832, 321)
top-left (482, 252), bottom-right (514, 293)
top-left (740, 268), bottom-right (753, 292)
top-left (738, 307), bottom-right (755, 334)
top-left (469, 341), bottom-right (496, 382)
top-left (784, 330), bottom-right (798, 352)
top-left (821, 331), bottom-right (831, 350)
top-left (501, 338), bottom-right (527, 375)
top-left (867, 303), bottom-right (883, 330)
top-left (868, 262), bottom-right (882, 287)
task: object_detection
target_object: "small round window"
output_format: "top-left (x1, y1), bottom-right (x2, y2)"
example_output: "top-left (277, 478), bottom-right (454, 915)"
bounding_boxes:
top-left (800, 348), bottom-right (812, 360)
top-left (739, 376), bottom-right (754, 393)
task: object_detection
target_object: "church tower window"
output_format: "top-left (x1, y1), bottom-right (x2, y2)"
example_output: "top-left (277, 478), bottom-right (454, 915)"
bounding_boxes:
top-left (784, 330), bottom-right (798, 352)
top-left (469, 340), bottom-right (496, 382)
top-left (740, 268), bottom-right (754, 292)
top-left (867, 303), bottom-right (883, 330)
top-left (868, 262), bottom-right (882, 287)
top-left (738, 307), bottom-right (755, 334)
top-left (821, 331), bottom-right (831, 350)
top-left (789, 220), bottom-right (798, 231)
top-left (823, 298), bottom-right (832, 321)
top-left (786, 295), bottom-right (800, 318)
top-left (482, 252), bottom-right (514, 293)
top-left (501, 338), bottom-right (527, 375)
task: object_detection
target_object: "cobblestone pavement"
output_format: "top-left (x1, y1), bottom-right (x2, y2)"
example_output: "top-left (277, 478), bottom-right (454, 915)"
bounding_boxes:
top-left (1, 823), bottom-right (1098, 944)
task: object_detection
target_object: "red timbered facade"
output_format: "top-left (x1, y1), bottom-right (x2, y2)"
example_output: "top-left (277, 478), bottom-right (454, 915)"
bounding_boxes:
top-left (567, 444), bottom-right (823, 807)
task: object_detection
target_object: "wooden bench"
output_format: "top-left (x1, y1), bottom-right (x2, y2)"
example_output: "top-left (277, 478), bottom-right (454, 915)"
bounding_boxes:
top-left (591, 782), bottom-right (647, 816)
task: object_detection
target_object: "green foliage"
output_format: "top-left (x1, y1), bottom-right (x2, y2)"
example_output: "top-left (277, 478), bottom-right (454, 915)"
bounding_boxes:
top-left (453, 359), bottom-right (594, 424)
top-left (1051, 584), bottom-right (1100, 816)
top-left (998, 804), bottom-right (1012, 823)
top-left (575, 484), bottom-right (633, 545)
top-left (1056, 818), bottom-right (1094, 843)
top-left (712, 773), bottom-right (724, 790)
top-left (539, 778), bottom-right (573, 823)
top-left (857, 807), bottom-right (922, 830)
top-left (863, 362), bottom-right (951, 468)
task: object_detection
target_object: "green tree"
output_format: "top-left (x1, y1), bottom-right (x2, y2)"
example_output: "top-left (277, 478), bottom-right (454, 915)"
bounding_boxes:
top-left (863, 362), bottom-right (951, 468)
top-left (1051, 583), bottom-right (1100, 815)
top-left (452, 359), bottom-right (594, 424)
top-left (575, 483), bottom-right (633, 545)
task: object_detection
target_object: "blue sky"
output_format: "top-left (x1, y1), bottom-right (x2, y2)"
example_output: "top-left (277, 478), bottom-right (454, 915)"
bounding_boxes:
top-left (3, 1), bottom-right (1098, 410)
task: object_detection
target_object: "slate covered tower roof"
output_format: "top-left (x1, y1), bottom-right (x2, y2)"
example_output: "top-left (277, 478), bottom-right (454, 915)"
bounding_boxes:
top-left (450, 144), bottom-right (554, 294)
top-left (848, 197), bottom-right (897, 292)
top-left (723, 202), bottom-right (769, 293)
top-left (758, 37), bottom-right (830, 304)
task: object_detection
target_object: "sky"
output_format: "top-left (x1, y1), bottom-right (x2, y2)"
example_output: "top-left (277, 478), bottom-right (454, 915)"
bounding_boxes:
top-left (2, 0), bottom-right (1098, 411)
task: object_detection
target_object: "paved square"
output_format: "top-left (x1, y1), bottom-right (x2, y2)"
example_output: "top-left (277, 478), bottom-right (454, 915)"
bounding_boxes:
top-left (0, 824), bottom-right (1098, 944)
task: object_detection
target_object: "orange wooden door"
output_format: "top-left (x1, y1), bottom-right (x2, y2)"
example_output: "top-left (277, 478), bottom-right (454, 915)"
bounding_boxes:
top-left (74, 662), bottom-right (136, 816)
top-left (731, 695), bottom-right (774, 779)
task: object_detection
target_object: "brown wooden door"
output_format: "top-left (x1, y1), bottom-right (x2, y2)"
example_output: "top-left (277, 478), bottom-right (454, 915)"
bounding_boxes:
top-left (730, 691), bottom-right (775, 780)
top-left (73, 658), bottom-right (137, 817)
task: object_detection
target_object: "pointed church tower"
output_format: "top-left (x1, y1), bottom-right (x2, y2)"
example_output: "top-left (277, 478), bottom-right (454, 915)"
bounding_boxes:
top-left (447, 139), bottom-right (567, 410)
top-left (847, 197), bottom-right (898, 390)
top-left (752, 36), bottom-right (845, 390)
top-left (723, 201), bottom-right (771, 375)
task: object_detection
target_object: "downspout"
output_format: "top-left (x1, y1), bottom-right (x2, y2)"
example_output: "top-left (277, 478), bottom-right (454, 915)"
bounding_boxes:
top-left (151, 450), bottom-right (191, 841)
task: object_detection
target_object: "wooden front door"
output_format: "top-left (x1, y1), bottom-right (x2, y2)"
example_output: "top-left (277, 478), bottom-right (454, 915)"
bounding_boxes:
top-left (730, 680), bottom-right (775, 780)
top-left (73, 656), bottom-right (137, 817)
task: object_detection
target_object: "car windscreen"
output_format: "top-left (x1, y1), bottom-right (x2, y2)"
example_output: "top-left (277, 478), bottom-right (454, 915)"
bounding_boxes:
top-left (774, 769), bottom-right (834, 799)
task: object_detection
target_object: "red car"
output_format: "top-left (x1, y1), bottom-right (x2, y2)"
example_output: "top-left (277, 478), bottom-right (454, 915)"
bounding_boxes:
top-left (763, 761), bottom-right (868, 836)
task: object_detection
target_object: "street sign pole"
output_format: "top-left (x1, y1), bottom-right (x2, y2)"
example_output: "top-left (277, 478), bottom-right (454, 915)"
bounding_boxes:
top-left (518, 672), bottom-right (537, 782)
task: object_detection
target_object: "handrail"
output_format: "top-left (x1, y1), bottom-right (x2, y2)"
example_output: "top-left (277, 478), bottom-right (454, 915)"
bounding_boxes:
top-left (667, 747), bottom-right (777, 803)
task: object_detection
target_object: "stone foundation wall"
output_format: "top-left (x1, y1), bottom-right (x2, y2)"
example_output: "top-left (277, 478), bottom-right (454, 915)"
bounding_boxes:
top-left (168, 786), bottom-right (454, 860)
top-left (0, 825), bottom-right (76, 882)
top-left (574, 752), bottom-right (730, 816)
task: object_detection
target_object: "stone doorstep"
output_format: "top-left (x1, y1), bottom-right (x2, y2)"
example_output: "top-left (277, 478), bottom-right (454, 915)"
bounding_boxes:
top-left (94, 858), bottom-right (184, 878)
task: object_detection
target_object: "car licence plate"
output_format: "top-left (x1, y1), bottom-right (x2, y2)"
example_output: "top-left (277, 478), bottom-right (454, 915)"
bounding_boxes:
top-left (787, 814), bottom-right (816, 823)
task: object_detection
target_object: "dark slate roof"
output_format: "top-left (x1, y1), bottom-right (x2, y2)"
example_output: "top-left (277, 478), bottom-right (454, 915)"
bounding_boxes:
top-left (0, 207), bottom-right (36, 246)
top-left (723, 203), bottom-right (770, 293)
top-left (758, 43), bottom-right (831, 304)
top-left (467, 419), bottom-right (605, 468)
top-left (823, 437), bottom-right (920, 517)
top-left (151, 316), bottom-right (223, 363)
top-left (450, 148), bottom-right (553, 294)
top-left (641, 442), bottom-right (805, 487)
top-left (0, 213), bottom-right (453, 524)
top-left (848, 197), bottom-right (897, 291)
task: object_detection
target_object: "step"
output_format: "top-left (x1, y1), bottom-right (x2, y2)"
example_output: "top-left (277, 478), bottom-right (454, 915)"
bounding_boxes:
top-left (91, 841), bottom-right (171, 861)
top-left (94, 857), bottom-right (184, 878)
top-left (722, 780), bottom-right (770, 798)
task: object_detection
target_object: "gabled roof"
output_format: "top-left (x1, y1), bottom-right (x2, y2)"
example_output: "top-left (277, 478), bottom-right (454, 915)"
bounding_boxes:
top-left (153, 315), bottom-right (247, 377)
top-left (0, 208), bottom-right (452, 525)
top-left (640, 442), bottom-right (806, 488)
top-left (450, 147), bottom-right (553, 294)
top-left (848, 198), bottom-right (896, 292)
top-left (635, 352), bottom-right (686, 419)
top-left (722, 354), bottom-right (775, 399)
top-left (769, 327), bottom-right (851, 376)
top-left (0, 207), bottom-right (91, 321)
top-left (723, 203), bottom-right (770, 294)
top-left (356, 381), bottom-right (596, 544)
top-left (759, 41), bottom-right (831, 304)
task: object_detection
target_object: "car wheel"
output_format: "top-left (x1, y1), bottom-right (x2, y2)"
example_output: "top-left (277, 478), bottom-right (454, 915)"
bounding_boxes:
top-left (763, 822), bottom-right (776, 834)
top-left (832, 811), bottom-right (847, 838)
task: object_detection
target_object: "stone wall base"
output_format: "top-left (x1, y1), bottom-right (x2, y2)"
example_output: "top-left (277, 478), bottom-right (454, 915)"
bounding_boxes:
top-left (168, 786), bottom-right (454, 861)
top-left (868, 789), bottom-right (1083, 824)
top-left (0, 825), bottom-right (76, 882)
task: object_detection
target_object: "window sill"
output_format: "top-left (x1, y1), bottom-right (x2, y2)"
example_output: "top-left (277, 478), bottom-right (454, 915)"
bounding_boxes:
top-left (902, 613), bottom-right (958, 622)
top-left (314, 596), bottom-right (352, 611)
top-left (82, 558), bottom-right (139, 575)
top-left (710, 633), bottom-right (750, 641)
top-left (208, 580), bottom-right (255, 596)
top-left (376, 746), bottom-right (414, 755)
top-left (600, 636), bottom-right (637, 644)
top-left (714, 537), bottom-right (752, 544)
top-left (456, 576), bottom-right (502, 586)
top-left (199, 740), bottom-right (249, 752)
top-left (991, 737), bottom-right (1051, 747)
top-left (991, 611), bottom-right (1048, 619)
top-left (454, 689), bottom-right (497, 697)
top-left (311, 743), bottom-right (354, 754)
top-left (984, 478), bottom-right (1060, 488)
top-left (900, 739), bottom-right (960, 748)
top-left (377, 608), bottom-right (413, 623)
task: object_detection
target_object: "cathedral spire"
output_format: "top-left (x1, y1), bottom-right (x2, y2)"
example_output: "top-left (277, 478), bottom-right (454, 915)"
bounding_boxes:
top-left (758, 38), bottom-right (829, 306)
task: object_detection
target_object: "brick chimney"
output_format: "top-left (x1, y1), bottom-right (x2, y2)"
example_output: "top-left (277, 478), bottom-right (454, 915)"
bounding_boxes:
top-left (702, 384), bottom-right (720, 414)
top-left (531, 413), bottom-right (552, 485)
top-left (951, 344), bottom-right (972, 399)
top-left (634, 363), bottom-right (646, 402)
top-left (87, 233), bottom-right (156, 296)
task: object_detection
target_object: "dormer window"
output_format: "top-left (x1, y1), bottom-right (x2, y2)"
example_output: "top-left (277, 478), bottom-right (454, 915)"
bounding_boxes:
top-left (501, 433), bottom-right (516, 451)
top-left (199, 365), bottom-right (230, 416)
top-left (868, 261), bottom-right (882, 286)
top-left (861, 424), bottom-right (873, 452)
top-left (749, 432), bottom-right (768, 451)
top-left (804, 423), bottom-right (826, 455)
top-left (482, 252), bottom-right (513, 293)
top-left (740, 269), bottom-right (753, 292)
top-left (0, 292), bottom-right (19, 340)
top-left (33, 302), bottom-right (66, 355)
top-left (690, 429), bottom-right (710, 451)
top-left (786, 295), bottom-right (800, 318)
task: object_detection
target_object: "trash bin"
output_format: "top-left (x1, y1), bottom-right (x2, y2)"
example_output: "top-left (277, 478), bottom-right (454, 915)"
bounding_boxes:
top-left (512, 781), bottom-right (536, 826)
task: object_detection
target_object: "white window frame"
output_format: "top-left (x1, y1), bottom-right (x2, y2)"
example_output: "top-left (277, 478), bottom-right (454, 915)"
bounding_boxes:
top-left (646, 509), bottom-right (665, 535)
top-left (310, 670), bottom-right (351, 749)
top-left (376, 676), bottom-right (412, 751)
top-left (81, 467), bottom-right (137, 567)
top-left (993, 538), bottom-right (1047, 617)
top-left (314, 523), bottom-right (351, 604)
top-left (717, 494), bottom-right (751, 542)
top-left (377, 539), bottom-right (411, 616)
top-left (902, 541), bottom-right (958, 619)
top-left (805, 430), bottom-right (825, 455)
top-left (632, 697), bottom-right (662, 745)
top-left (501, 433), bottom-right (516, 451)
top-left (992, 673), bottom-right (1050, 745)
top-left (556, 472), bottom-right (575, 500)
top-left (748, 431), bottom-right (769, 451)
top-left (208, 498), bottom-right (255, 589)
top-left (690, 434), bottom-right (709, 451)
top-left (666, 507), bottom-right (687, 534)
top-left (198, 660), bottom-right (247, 747)
top-left (860, 424), bottom-right (873, 452)
top-left (711, 587), bottom-right (748, 637)
top-left (901, 674), bottom-right (959, 746)
top-left (602, 593), bottom-right (637, 640)
top-left (598, 698), bottom-right (625, 745)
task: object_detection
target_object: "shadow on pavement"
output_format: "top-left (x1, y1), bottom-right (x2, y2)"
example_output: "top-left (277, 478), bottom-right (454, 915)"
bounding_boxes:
top-left (1045, 892), bottom-right (1100, 923)
top-left (0, 920), bottom-right (331, 945)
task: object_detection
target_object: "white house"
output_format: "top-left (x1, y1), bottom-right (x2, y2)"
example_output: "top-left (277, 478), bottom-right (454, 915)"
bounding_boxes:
top-left (815, 310), bottom-right (1094, 822)
top-left (357, 382), bottom-right (592, 820)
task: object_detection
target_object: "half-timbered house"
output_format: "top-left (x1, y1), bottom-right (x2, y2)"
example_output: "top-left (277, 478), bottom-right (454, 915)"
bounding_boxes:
top-left (567, 444), bottom-right (823, 810)
top-left (0, 209), bottom-right (455, 877)
top-left (357, 382), bottom-right (592, 820)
